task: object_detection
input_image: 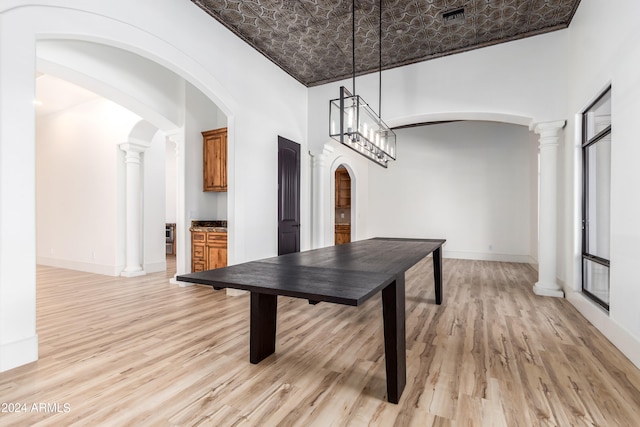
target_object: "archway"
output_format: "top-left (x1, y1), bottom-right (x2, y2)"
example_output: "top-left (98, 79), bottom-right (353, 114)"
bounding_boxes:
top-left (34, 37), bottom-right (231, 283)
top-left (1, 2), bottom-right (312, 371)
top-left (387, 111), bottom-right (532, 129)
top-left (334, 165), bottom-right (352, 245)
top-left (329, 158), bottom-right (358, 245)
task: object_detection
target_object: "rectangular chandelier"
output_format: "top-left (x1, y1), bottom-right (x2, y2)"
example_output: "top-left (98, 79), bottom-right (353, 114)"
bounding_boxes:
top-left (329, 86), bottom-right (396, 168)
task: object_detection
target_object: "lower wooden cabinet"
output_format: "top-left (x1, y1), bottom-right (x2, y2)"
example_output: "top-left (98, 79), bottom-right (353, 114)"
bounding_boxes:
top-left (191, 231), bottom-right (227, 272)
top-left (335, 224), bottom-right (351, 245)
top-left (206, 232), bottom-right (228, 270)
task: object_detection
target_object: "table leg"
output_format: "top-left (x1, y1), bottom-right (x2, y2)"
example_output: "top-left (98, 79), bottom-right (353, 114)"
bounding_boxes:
top-left (434, 247), bottom-right (443, 305)
top-left (250, 292), bottom-right (277, 364)
top-left (382, 275), bottom-right (406, 404)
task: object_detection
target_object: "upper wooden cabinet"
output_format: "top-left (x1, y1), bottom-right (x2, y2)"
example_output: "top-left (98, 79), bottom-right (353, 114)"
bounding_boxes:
top-left (335, 167), bottom-right (351, 208)
top-left (202, 127), bottom-right (228, 192)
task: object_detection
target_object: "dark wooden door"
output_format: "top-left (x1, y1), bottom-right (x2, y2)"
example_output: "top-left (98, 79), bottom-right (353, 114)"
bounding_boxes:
top-left (278, 136), bottom-right (301, 255)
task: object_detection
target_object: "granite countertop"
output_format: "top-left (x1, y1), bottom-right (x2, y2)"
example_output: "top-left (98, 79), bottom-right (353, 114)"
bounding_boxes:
top-left (190, 220), bottom-right (227, 233)
top-left (191, 227), bottom-right (227, 232)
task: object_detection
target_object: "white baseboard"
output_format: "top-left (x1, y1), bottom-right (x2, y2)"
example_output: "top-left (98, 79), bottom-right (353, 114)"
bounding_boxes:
top-left (37, 256), bottom-right (120, 276)
top-left (144, 260), bottom-right (166, 274)
top-left (443, 250), bottom-right (536, 264)
top-left (38, 257), bottom-right (168, 276)
top-left (566, 290), bottom-right (640, 370)
top-left (0, 334), bottom-right (38, 372)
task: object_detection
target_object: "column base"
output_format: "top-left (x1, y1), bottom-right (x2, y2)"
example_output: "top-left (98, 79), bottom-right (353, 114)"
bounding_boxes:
top-left (533, 282), bottom-right (564, 298)
top-left (171, 276), bottom-right (192, 287)
top-left (121, 269), bottom-right (146, 278)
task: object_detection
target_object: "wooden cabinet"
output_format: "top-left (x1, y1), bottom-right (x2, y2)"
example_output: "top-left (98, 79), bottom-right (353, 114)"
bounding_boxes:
top-left (206, 232), bottom-right (228, 270)
top-left (191, 231), bottom-right (207, 272)
top-left (335, 224), bottom-right (351, 245)
top-left (191, 230), bottom-right (227, 272)
top-left (202, 128), bottom-right (227, 192)
top-left (335, 167), bottom-right (351, 208)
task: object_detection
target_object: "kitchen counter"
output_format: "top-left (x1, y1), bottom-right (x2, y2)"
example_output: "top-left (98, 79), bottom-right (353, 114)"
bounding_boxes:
top-left (190, 226), bottom-right (227, 232)
top-left (190, 221), bottom-right (228, 272)
top-left (190, 220), bottom-right (227, 233)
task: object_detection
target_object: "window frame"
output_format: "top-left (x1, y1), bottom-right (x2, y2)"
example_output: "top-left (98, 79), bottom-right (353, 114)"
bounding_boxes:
top-left (581, 86), bottom-right (612, 311)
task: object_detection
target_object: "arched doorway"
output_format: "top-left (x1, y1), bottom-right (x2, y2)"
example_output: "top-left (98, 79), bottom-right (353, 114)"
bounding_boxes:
top-left (34, 39), bottom-right (230, 282)
top-left (334, 165), bottom-right (352, 245)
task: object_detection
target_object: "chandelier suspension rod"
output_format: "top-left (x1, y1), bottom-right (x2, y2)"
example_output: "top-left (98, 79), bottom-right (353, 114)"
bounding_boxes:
top-left (379, 0), bottom-right (382, 118)
top-left (352, 0), bottom-right (356, 96)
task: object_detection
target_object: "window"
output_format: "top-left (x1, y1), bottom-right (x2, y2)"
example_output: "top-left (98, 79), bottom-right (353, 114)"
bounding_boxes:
top-left (581, 86), bottom-right (611, 311)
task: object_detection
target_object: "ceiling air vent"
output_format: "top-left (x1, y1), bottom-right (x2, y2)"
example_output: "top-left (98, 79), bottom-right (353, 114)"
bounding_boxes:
top-left (442, 7), bottom-right (465, 25)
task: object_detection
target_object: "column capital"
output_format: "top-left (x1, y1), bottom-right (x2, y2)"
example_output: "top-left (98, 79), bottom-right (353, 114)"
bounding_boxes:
top-left (165, 128), bottom-right (185, 146)
top-left (165, 129), bottom-right (185, 157)
top-left (119, 139), bottom-right (152, 154)
top-left (530, 120), bottom-right (566, 137)
top-left (310, 142), bottom-right (334, 159)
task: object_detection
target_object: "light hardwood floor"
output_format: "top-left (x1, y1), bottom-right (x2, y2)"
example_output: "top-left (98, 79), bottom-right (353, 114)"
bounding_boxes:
top-left (1, 257), bottom-right (640, 426)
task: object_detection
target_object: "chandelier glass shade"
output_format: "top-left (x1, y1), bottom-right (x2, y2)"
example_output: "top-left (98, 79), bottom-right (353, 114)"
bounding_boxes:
top-left (328, 0), bottom-right (396, 168)
top-left (329, 86), bottom-right (396, 167)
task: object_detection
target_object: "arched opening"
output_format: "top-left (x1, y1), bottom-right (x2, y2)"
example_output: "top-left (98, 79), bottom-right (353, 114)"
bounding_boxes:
top-left (334, 165), bottom-right (352, 245)
top-left (368, 120), bottom-right (538, 264)
top-left (1, 3), bottom-right (310, 372)
top-left (34, 40), bottom-right (229, 280)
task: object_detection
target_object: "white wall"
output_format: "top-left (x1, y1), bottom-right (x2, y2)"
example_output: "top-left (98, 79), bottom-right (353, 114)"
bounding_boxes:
top-left (183, 82), bottom-right (228, 267)
top-left (36, 77), bottom-right (228, 277)
top-left (308, 30), bottom-right (568, 270)
top-left (36, 91), bottom-right (169, 276)
top-left (165, 140), bottom-right (177, 224)
top-left (308, 30), bottom-right (569, 155)
top-left (184, 82), bottom-right (227, 223)
top-left (564, 0), bottom-right (640, 368)
top-left (0, 0), bottom-right (308, 371)
top-left (143, 130), bottom-right (169, 273)
top-left (36, 97), bottom-right (142, 275)
top-left (528, 131), bottom-right (540, 266)
top-left (368, 121), bottom-right (535, 263)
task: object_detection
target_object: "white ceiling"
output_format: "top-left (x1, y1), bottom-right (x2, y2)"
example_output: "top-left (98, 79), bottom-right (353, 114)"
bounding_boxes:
top-left (35, 74), bottom-right (101, 118)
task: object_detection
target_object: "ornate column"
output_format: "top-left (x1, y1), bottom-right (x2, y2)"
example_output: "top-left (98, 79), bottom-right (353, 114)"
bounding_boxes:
top-left (119, 139), bottom-right (151, 277)
top-left (310, 144), bottom-right (334, 249)
top-left (532, 120), bottom-right (565, 297)
top-left (165, 129), bottom-right (188, 285)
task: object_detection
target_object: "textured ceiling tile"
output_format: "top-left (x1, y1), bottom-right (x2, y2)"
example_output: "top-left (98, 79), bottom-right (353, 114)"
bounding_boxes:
top-left (191, 0), bottom-right (581, 86)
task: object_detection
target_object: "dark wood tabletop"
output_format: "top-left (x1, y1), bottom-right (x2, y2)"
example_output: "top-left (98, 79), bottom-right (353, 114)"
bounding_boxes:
top-left (177, 237), bottom-right (445, 306)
